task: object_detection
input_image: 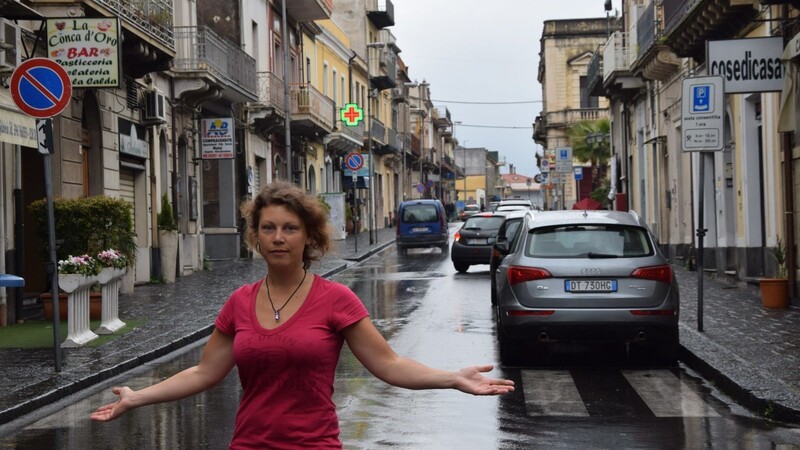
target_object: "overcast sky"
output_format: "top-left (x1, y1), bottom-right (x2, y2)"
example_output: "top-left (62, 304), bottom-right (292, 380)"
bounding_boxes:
top-left (392, 0), bottom-right (621, 177)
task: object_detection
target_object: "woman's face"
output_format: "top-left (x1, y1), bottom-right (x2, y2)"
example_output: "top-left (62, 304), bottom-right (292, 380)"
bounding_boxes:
top-left (257, 204), bottom-right (308, 270)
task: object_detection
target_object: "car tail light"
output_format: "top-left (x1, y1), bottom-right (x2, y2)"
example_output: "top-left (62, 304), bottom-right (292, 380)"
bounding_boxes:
top-left (492, 249), bottom-right (501, 259)
top-left (508, 266), bottom-right (551, 285)
top-left (630, 265), bottom-right (673, 284)
top-left (454, 230), bottom-right (462, 242)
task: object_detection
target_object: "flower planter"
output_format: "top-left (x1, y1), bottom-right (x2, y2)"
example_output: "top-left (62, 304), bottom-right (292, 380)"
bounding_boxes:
top-left (95, 267), bottom-right (126, 334)
top-left (41, 292), bottom-right (102, 321)
top-left (760, 278), bottom-right (789, 308)
top-left (159, 230), bottom-right (178, 283)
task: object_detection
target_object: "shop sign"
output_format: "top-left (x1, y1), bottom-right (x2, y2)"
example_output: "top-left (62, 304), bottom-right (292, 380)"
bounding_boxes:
top-left (707, 37), bottom-right (783, 93)
top-left (201, 118), bottom-right (235, 159)
top-left (118, 118), bottom-right (148, 158)
top-left (46, 18), bottom-right (121, 88)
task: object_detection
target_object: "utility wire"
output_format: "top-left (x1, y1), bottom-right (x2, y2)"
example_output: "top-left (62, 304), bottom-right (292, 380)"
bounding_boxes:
top-left (459, 124), bottom-right (532, 129)
top-left (431, 99), bottom-right (543, 105)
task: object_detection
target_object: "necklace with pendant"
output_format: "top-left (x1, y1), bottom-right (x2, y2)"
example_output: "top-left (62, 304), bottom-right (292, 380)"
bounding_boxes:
top-left (265, 270), bottom-right (307, 322)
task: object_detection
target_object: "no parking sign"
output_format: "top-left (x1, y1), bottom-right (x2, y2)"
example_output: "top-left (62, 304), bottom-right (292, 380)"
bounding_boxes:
top-left (10, 58), bottom-right (72, 119)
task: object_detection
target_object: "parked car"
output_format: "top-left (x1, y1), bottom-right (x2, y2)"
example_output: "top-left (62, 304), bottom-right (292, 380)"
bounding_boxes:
top-left (451, 212), bottom-right (506, 273)
top-left (490, 209), bottom-right (534, 305)
top-left (496, 199), bottom-right (535, 212)
top-left (396, 199), bottom-right (449, 256)
top-left (459, 204), bottom-right (481, 221)
top-left (495, 210), bottom-right (679, 366)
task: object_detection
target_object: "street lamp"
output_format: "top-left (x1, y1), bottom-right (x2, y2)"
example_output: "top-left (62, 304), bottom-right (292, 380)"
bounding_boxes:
top-left (366, 41), bottom-right (385, 244)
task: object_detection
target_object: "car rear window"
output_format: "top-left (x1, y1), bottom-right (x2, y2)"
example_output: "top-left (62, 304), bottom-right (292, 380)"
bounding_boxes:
top-left (402, 205), bottom-right (439, 223)
top-left (463, 216), bottom-right (505, 230)
top-left (525, 224), bottom-right (652, 258)
top-left (464, 205), bottom-right (480, 212)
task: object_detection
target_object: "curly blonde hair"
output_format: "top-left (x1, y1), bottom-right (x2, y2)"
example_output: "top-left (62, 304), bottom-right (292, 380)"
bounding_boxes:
top-left (240, 181), bottom-right (331, 269)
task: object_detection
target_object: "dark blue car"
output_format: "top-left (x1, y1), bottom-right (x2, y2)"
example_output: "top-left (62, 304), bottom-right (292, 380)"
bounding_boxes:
top-left (396, 200), bottom-right (449, 256)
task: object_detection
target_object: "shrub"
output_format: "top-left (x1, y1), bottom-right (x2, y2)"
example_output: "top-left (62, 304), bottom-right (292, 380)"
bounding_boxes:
top-left (157, 193), bottom-right (178, 231)
top-left (29, 195), bottom-right (137, 267)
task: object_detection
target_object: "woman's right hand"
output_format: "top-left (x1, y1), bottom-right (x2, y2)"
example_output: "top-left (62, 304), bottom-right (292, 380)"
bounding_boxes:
top-left (89, 386), bottom-right (136, 422)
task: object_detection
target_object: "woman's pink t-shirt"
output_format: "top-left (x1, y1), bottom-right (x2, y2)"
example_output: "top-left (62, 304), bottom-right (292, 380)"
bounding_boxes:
top-left (215, 274), bottom-right (369, 449)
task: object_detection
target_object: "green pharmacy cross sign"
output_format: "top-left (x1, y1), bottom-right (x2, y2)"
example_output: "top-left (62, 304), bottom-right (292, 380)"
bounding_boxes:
top-left (340, 103), bottom-right (364, 127)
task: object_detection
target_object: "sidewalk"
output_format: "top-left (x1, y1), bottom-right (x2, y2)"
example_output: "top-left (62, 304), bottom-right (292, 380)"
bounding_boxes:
top-left (0, 226), bottom-right (397, 429)
top-left (2, 229), bottom-right (800, 428)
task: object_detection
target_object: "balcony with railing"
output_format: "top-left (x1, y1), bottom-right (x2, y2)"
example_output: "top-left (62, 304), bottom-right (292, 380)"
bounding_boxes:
top-left (662, 0), bottom-right (758, 62)
top-left (324, 120), bottom-right (363, 155)
top-left (173, 26), bottom-right (257, 104)
top-left (431, 106), bottom-right (451, 128)
top-left (601, 31), bottom-right (644, 97)
top-left (369, 42), bottom-right (397, 91)
top-left (545, 108), bottom-right (608, 128)
top-left (285, 0), bottom-right (332, 22)
top-left (586, 49), bottom-right (605, 97)
top-left (408, 133), bottom-right (421, 158)
top-left (248, 71), bottom-right (285, 135)
top-left (289, 82), bottom-right (335, 136)
top-left (632, 2), bottom-right (680, 82)
top-left (370, 118), bottom-right (386, 147)
top-left (367, 0), bottom-right (395, 29)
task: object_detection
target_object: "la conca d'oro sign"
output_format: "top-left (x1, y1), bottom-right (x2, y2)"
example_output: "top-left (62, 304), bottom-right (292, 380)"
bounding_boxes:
top-left (707, 37), bottom-right (784, 94)
top-left (46, 17), bottom-right (121, 88)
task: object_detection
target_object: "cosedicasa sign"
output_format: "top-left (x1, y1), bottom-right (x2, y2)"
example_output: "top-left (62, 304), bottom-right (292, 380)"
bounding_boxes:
top-left (707, 37), bottom-right (784, 94)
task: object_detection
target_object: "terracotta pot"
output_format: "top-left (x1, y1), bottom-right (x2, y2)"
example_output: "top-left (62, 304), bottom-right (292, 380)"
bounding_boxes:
top-left (41, 292), bottom-right (102, 321)
top-left (759, 278), bottom-right (789, 308)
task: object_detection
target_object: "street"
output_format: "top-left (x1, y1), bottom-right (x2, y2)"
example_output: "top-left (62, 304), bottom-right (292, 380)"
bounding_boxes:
top-left (3, 228), bottom-right (800, 449)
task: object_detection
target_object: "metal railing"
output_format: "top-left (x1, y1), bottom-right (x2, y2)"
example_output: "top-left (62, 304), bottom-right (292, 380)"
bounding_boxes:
top-left (637, 2), bottom-right (657, 60)
top-left (662, 0), bottom-right (700, 36)
top-left (256, 71), bottom-right (285, 115)
top-left (602, 31), bottom-right (631, 81)
top-left (289, 83), bottom-right (334, 130)
top-left (94, 0), bottom-right (174, 48)
top-left (174, 26), bottom-right (256, 95)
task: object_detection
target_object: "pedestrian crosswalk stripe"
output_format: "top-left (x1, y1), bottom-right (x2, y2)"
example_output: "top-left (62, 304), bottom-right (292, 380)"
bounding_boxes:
top-left (622, 370), bottom-right (720, 417)
top-left (521, 369), bottom-right (719, 418)
top-left (522, 370), bottom-right (589, 417)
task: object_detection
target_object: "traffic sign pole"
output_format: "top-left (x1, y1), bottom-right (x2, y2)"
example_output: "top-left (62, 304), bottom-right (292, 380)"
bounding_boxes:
top-left (10, 58), bottom-right (72, 371)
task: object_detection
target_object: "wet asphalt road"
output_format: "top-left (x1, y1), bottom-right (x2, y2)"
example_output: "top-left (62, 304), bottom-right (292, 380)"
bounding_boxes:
top-left (4, 233), bottom-right (800, 449)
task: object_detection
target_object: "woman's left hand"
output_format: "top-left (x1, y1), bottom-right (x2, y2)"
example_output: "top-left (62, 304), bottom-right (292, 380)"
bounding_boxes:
top-left (453, 365), bottom-right (515, 395)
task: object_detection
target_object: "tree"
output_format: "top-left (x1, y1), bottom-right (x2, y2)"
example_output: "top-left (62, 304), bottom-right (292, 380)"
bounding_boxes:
top-left (567, 117), bottom-right (611, 193)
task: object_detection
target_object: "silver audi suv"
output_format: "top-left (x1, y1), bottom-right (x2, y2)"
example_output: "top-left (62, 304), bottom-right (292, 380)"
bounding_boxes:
top-left (494, 210), bottom-right (679, 366)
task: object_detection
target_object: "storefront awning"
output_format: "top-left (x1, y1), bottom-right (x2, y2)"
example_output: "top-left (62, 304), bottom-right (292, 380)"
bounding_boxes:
top-left (0, 89), bottom-right (36, 148)
top-left (779, 32), bottom-right (800, 133)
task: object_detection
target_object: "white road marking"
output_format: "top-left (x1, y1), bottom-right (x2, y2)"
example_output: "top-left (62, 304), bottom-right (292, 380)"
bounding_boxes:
top-left (522, 370), bottom-right (589, 417)
top-left (622, 370), bottom-right (720, 417)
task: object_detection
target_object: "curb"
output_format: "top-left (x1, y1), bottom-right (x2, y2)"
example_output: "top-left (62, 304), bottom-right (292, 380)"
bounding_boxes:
top-left (0, 241), bottom-right (396, 427)
top-left (679, 323), bottom-right (800, 424)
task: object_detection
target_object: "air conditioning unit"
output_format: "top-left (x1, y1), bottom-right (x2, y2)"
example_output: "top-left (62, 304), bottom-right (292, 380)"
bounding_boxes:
top-left (391, 87), bottom-right (406, 103)
top-left (143, 90), bottom-right (167, 123)
top-left (0, 20), bottom-right (20, 74)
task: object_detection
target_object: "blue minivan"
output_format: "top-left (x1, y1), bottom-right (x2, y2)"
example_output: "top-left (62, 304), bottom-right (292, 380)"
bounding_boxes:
top-left (396, 199), bottom-right (449, 255)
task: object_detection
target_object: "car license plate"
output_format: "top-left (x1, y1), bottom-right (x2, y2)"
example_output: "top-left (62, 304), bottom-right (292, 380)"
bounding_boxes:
top-left (565, 279), bottom-right (617, 292)
top-left (468, 238), bottom-right (488, 245)
top-left (411, 227), bottom-right (430, 233)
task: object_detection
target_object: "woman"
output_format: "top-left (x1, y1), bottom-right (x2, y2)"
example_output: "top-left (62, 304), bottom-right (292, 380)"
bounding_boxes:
top-left (91, 181), bottom-right (514, 449)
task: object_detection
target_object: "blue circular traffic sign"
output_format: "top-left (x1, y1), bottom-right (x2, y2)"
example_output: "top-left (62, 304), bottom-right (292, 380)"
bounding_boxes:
top-left (10, 58), bottom-right (72, 119)
top-left (345, 152), bottom-right (364, 171)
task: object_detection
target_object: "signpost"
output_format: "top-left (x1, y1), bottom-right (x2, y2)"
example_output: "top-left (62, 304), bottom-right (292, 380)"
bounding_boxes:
top-left (344, 152), bottom-right (364, 251)
top-left (682, 75), bottom-right (725, 332)
top-left (10, 58), bottom-right (72, 372)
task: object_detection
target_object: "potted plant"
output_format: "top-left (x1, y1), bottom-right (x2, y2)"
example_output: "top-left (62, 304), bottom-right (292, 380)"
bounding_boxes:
top-left (760, 237), bottom-right (789, 308)
top-left (158, 193), bottom-right (179, 283)
top-left (43, 254), bottom-right (103, 321)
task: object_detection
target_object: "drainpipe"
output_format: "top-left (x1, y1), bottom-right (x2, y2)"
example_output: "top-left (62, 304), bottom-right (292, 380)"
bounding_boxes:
top-left (784, 131), bottom-right (795, 300)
